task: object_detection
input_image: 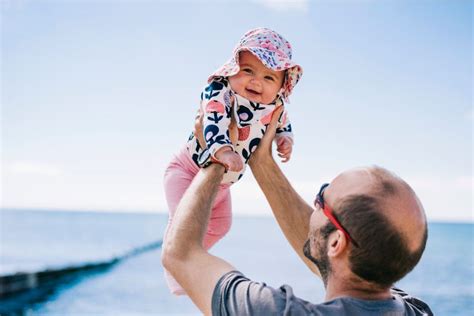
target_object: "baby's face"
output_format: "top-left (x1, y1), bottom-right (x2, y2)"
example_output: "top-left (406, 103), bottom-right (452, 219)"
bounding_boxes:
top-left (228, 51), bottom-right (285, 104)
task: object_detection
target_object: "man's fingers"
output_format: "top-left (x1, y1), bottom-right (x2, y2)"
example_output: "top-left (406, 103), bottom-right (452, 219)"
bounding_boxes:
top-left (248, 106), bottom-right (285, 167)
top-left (194, 108), bottom-right (207, 149)
top-left (269, 106), bottom-right (284, 131)
top-left (260, 106), bottom-right (284, 148)
top-left (229, 109), bottom-right (239, 145)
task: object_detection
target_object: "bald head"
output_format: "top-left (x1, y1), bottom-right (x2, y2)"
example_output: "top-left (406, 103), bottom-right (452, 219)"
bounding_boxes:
top-left (367, 166), bottom-right (427, 252)
top-left (328, 166), bottom-right (427, 252)
top-left (325, 166), bottom-right (428, 287)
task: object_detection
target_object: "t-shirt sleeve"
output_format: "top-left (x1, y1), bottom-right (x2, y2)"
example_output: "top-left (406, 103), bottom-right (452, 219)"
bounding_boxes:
top-left (391, 287), bottom-right (434, 316)
top-left (212, 270), bottom-right (315, 316)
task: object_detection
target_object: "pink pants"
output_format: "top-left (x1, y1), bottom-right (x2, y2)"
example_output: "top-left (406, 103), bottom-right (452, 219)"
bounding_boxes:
top-left (162, 146), bottom-right (232, 295)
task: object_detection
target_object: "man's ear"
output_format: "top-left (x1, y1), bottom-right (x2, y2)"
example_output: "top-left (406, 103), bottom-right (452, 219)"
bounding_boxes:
top-left (327, 230), bottom-right (349, 258)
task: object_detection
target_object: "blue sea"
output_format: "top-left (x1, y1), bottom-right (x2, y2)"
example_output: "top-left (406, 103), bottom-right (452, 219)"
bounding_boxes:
top-left (1, 209), bottom-right (473, 315)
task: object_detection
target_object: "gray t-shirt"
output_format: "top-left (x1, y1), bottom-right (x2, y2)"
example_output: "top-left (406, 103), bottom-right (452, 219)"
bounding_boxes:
top-left (212, 271), bottom-right (433, 316)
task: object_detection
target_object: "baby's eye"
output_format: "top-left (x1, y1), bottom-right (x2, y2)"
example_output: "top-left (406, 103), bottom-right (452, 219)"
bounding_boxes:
top-left (265, 76), bottom-right (275, 81)
top-left (242, 68), bottom-right (253, 74)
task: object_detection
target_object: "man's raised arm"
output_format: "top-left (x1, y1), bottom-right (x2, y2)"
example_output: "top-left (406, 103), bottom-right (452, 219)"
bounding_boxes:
top-left (161, 165), bottom-right (235, 316)
top-left (249, 107), bottom-right (320, 276)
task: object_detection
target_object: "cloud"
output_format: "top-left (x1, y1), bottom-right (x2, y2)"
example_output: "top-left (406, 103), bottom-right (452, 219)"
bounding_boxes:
top-left (6, 161), bottom-right (63, 177)
top-left (404, 174), bottom-right (472, 222)
top-left (252, 0), bottom-right (309, 12)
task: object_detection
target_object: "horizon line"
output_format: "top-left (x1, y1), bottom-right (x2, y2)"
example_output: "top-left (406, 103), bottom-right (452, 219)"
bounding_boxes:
top-left (1, 207), bottom-right (472, 224)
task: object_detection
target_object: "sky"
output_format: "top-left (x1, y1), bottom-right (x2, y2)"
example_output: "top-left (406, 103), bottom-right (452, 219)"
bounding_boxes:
top-left (1, 0), bottom-right (472, 222)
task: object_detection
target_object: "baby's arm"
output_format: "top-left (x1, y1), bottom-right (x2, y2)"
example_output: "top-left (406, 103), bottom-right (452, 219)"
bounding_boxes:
top-left (201, 79), bottom-right (243, 171)
top-left (275, 110), bottom-right (294, 163)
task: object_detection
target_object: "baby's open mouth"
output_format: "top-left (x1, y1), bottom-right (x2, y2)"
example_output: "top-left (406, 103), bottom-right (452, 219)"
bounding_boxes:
top-left (245, 88), bottom-right (260, 95)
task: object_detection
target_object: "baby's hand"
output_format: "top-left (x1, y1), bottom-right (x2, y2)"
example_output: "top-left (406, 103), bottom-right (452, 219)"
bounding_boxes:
top-left (215, 147), bottom-right (244, 172)
top-left (276, 136), bottom-right (293, 163)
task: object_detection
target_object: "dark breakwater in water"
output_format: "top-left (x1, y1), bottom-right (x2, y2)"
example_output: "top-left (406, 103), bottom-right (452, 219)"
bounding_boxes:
top-left (0, 240), bottom-right (162, 315)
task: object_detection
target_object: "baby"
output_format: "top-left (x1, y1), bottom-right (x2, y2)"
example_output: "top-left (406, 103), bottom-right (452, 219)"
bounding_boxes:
top-left (162, 27), bottom-right (303, 295)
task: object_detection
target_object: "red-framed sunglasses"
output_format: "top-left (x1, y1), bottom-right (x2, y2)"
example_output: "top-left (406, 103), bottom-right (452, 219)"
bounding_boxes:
top-left (314, 183), bottom-right (359, 248)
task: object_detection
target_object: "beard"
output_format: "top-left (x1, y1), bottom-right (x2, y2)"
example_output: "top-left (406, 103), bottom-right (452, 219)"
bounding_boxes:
top-left (303, 232), bottom-right (331, 287)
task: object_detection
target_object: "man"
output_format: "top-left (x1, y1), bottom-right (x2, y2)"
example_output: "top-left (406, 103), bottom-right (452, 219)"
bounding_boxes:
top-left (161, 107), bottom-right (433, 315)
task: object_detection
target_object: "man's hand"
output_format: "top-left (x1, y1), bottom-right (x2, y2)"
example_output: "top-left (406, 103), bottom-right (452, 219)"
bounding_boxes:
top-left (276, 136), bottom-right (293, 163)
top-left (214, 146), bottom-right (244, 172)
top-left (194, 108), bottom-right (206, 149)
top-left (248, 106), bottom-right (284, 168)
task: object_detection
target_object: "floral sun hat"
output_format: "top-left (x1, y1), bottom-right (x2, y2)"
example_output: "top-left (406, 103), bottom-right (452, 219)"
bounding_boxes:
top-left (208, 27), bottom-right (303, 103)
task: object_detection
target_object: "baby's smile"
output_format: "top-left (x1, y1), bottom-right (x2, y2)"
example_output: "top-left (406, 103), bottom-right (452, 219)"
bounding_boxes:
top-left (244, 87), bottom-right (261, 99)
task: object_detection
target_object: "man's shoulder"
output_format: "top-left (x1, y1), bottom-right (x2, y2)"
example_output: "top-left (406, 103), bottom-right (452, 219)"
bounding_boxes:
top-left (390, 287), bottom-right (434, 315)
top-left (212, 271), bottom-right (433, 316)
top-left (212, 270), bottom-right (318, 316)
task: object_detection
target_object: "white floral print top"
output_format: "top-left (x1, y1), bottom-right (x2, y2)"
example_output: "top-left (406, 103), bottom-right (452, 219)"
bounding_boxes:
top-left (187, 77), bottom-right (293, 184)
